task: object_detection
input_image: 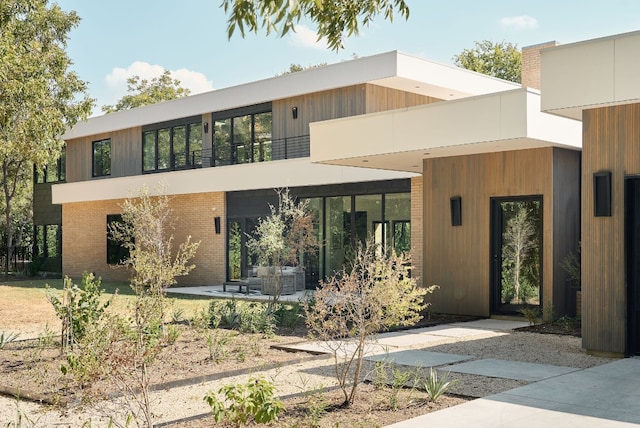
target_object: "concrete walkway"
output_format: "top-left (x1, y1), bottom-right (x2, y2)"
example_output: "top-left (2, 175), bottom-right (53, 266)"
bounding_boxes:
top-left (388, 357), bottom-right (640, 427)
top-left (280, 318), bottom-right (640, 427)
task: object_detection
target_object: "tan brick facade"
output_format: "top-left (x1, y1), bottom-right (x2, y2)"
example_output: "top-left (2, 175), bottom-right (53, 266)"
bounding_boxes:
top-left (522, 41), bottom-right (558, 90)
top-left (62, 191), bottom-right (226, 286)
top-left (410, 176), bottom-right (423, 287)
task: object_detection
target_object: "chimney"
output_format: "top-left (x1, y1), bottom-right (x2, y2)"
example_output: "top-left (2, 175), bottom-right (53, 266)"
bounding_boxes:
top-left (521, 41), bottom-right (558, 89)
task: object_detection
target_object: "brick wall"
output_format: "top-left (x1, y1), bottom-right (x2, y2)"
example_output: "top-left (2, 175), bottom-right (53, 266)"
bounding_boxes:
top-left (410, 176), bottom-right (423, 287)
top-left (522, 41), bottom-right (558, 90)
top-left (62, 191), bottom-right (226, 286)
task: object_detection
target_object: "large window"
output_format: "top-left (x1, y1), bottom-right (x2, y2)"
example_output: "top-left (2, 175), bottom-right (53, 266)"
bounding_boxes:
top-left (143, 118), bottom-right (202, 173)
top-left (92, 139), bottom-right (111, 177)
top-left (213, 110), bottom-right (272, 166)
top-left (35, 224), bottom-right (61, 258)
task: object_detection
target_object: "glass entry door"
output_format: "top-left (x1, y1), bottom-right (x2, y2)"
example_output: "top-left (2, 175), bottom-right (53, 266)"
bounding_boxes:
top-left (490, 196), bottom-right (542, 314)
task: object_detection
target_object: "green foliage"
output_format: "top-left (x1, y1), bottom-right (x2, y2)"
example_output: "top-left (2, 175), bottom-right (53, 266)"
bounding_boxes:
top-left (562, 243), bottom-right (581, 289)
top-left (304, 239), bottom-right (437, 406)
top-left (0, 0), bottom-right (93, 276)
top-left (518, 307), bottom-right (540, 326)
top-left (102, 70), bottom-right (190, 113)
top-left (453, 40), bottom-right (522, 83)
top-left (246, 188), bottom-right (318, 306)
top-left (423, 368), bottom-right (453, 402)
top-left (204, 376), bottom-right (285, 426)
top-left (108, 184), bottom-right (200, 295)
top-left (208, 299), bottom-right (276, 335)
top-left (0, 330), bottom-right (19, 349)
top-left (222, 0), bottom-right (410, 51)
top-left (47, 272), bottom-right (111, 351)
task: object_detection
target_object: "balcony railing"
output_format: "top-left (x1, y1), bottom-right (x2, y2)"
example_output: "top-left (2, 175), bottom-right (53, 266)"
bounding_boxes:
top-left (198, 135), bottom-right (310, 168)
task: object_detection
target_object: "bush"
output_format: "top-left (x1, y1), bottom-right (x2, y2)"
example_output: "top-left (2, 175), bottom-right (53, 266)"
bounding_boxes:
top-left (209, 299), bottom-right (275, 335)
top-left (204, 376), bottom-right (285, 425)
top-left (47, 272), bottom-right (112, 351)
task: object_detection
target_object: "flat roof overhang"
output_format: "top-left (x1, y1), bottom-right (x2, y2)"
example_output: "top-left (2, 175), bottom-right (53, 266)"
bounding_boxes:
top-left (51, 158), bottom-right (417, 204)
top-left (64, 51), bottom-right (518, 140)
top-left (541, 30), bottom-right (640, 120)
top-left (310, 88), bottom-right (581, 174)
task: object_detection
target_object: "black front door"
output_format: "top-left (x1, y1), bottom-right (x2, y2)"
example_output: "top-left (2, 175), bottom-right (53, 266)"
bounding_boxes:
top-left (490, 196), bottom-right (543, 315)
top-left (625, 177), bottom-right (640, 356)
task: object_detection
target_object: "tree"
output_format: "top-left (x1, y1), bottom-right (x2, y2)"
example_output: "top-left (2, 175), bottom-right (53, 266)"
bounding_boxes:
top-left (222, 0), bottom-right (410, 51)
top-left (246, 188), bottom-right (317, 307)
top-left (304, 239), bottom-right (437, 407)
top-left (453, 40), bottom-right (521, 83)
top-left (0, 0), bottom-right (93, 276)
top-left (277, 62), bottom-right (328, 76)
top-left (102, 70), bottom-right (191, 113)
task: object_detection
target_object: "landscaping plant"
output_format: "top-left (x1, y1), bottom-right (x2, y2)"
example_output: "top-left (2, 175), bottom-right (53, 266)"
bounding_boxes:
top-left (304, 239), bottom-right (438, 407)
top-left (204, 376), bottom-right (285, 426)
top-left (47, 272), bottom-right (111, 352)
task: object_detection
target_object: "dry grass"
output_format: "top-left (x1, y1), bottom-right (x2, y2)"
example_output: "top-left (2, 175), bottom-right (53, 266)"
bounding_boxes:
top-left (0, 278), bottom-right (211, 338)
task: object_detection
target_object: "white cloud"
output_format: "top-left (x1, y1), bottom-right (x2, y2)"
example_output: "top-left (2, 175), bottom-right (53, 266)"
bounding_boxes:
top-left (500, 15), bottom-right (539, 30)
top-left (103, 61), bottom-right (214, 107)
top-left (289, 25), bottom-right (329, 50)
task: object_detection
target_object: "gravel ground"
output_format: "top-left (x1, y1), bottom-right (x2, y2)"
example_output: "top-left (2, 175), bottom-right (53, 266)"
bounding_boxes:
top-left (0, 328), bottom-right (615, 427)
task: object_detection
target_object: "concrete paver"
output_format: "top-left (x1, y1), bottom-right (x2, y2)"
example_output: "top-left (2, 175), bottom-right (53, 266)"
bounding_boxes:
top-left (386, 357), bottom-right (640, 427)
top-left (365, 349), bottom-right (473, 367)
top-left (446, 358), bottom-right (580, 381)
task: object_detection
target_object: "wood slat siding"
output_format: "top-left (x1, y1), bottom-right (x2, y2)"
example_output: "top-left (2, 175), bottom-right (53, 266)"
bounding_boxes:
top-left (272, 84), bottom-right (438, 140)
top-left (364, 84), bottom-right (440, 113)
top-left (272, 85), bottom-right (367, 140)
top-left (582, 103), bottom-right (640, 355)
top-left (423, 147), bottom-right (580, 317)
top-left (111, 127), bottom-right (142, 177)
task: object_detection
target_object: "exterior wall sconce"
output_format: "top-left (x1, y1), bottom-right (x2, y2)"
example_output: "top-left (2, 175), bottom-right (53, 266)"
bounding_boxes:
top-left (450, 196), bottom-right (462, 226)
top-left (594, 171), bottom-right (612, 217)
top-left (292, 106), bottom-right (298, 119)
top-left (203, 122), bottom-right (209, 133)
top-left (214, 216), bottom-right (221, 234)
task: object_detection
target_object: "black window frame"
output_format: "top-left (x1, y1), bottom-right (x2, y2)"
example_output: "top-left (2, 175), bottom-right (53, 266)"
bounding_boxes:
top-left (92, 138), bottom-right (111, 177)
top-left (35, 146), bottom-right (66, 184)
top-left (142, 116), bottom-right (202, 173)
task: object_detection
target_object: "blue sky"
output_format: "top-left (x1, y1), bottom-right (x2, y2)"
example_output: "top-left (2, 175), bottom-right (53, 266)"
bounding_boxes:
top-left (55, 0), bottom-right (640, 114)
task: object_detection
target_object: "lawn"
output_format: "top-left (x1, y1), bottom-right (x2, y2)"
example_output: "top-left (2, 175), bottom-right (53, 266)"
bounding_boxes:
top-left (0, 277), bottom-right (211, 337)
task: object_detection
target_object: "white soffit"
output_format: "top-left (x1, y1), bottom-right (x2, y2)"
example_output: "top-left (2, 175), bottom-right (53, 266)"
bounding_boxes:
top-left (310, 88), bottom-right (581, 173)
top-left (51, 158), bottom-right (417, 204)
top-left (541, 30), bottom-right (640, 119)
top-left (64, 51), bottom-right (517, 140)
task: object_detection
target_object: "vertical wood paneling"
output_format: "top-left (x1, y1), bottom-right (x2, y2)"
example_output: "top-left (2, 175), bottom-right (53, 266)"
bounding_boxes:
top-left (364, 84), bottom-right (440, 113)
top-left (582, 103), bottom-right (640, 354)
top-left (423, 147), bottom-right (579, 317)
top-left (272, 85), bottom-right (367, 140)
top-left (111, 127), bottom-right (142, 177)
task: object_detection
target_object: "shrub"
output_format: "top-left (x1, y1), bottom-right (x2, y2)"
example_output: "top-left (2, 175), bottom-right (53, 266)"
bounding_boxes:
top-left (204, 376), bottom-right (285, 426)
top-left (304, 239), bottom-right (437, 407)
top-left (423, 367), bottom-right (453, 402)
top-left (47, 272), bottom-right (111, 351)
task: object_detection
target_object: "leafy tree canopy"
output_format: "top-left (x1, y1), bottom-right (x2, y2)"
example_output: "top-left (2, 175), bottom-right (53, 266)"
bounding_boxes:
top-left (102, 70), bottom-right (191, 113)
top-left (453, 40), bottom-right (522, 83)
top-left (0, 0), bottom-right (93, 274)
top-left (222, 0), bottom-right (410, 51)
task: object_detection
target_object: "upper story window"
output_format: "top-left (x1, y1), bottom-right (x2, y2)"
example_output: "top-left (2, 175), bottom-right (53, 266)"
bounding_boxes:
top-left (35, 146), bottom-right (66, 183)
top-left (213, 108), bottom-right (272, 166)
top-left (143, 118), bottom-right (202, 173)
top-left (92, 138), bottom-right (111, 177)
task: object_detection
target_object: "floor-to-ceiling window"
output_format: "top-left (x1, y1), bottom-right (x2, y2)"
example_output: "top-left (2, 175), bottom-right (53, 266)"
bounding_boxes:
top-left (226, 184), bottom-right (411, 288)
top-left (213, 104), bottom-right (272, 167)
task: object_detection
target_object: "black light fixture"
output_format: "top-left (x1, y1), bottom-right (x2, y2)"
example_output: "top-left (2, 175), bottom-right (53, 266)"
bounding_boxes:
top-left (450, 196), bottom-right (462, 226)
top-left (292, 106), bottom-right (298, 119)
top-left (214, 216), bottom-right (221, 234)
top-left (203, 122), bottom-right (209, 133)
top-left (594, 171), bottom-right (612, 217)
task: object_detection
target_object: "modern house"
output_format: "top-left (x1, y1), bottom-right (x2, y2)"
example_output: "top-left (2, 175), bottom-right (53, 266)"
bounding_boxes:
top-left (35, 45), bottom-right (593, 348)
